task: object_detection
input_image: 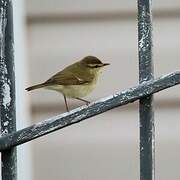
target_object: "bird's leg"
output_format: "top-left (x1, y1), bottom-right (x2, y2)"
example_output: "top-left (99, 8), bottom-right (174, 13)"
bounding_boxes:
top-left (75, 97), bottom-right (90, 105)
top-left (63, 95), bottom-right (69, 112)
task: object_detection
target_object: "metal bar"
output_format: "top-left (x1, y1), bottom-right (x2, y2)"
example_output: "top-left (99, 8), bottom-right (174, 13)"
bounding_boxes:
top-left (0, 71), bottom-right (180, 151)
top-left (0, 0), bottom-right (17, 180)
top-left (27, 9), bottom-right (180, 24)
top-left (138, 0), bottom-right (154, 180)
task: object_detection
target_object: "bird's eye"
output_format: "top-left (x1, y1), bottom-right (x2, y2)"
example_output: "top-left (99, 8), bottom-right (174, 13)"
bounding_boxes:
top-left (88, 64), bottom-right (99, 68)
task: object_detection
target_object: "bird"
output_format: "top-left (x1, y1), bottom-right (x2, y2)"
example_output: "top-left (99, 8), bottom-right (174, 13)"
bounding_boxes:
top-left (26, 56), bottom-right (110, 111)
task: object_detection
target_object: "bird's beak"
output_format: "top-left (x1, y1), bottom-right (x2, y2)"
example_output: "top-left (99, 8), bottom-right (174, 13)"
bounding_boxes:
top-left (102, 63), bottom-right (110, 66)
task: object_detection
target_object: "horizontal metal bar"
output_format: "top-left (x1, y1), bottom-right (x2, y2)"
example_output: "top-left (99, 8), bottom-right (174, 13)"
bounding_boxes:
top-left (0, 71), bottom-right (180, 151)
top-left (27, 9), bottom-right (180, 24)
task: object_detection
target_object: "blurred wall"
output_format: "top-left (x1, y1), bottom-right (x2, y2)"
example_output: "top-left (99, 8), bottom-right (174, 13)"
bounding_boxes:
top-left (14, 0), bottom-right (32, 180)
top-left (25, 1), bottom-right (180, 180)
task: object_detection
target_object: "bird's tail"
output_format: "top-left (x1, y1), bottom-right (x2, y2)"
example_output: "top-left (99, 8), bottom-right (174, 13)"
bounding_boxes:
top-left (25, 83), bottom-right (46, 91)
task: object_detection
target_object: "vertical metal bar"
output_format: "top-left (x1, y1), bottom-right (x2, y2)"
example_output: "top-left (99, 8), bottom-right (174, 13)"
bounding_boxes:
top-left (0, 0), bottom-right (17, 180)
top-left (138, 0), bottom-right (155, 180)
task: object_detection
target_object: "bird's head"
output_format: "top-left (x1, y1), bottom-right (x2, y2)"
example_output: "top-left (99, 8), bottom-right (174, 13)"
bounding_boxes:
top-left (80, 56), bottom-right (110, 72)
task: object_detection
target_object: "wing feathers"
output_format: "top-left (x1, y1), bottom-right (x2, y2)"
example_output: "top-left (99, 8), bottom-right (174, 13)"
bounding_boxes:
top-left (45, 71), bottom-right (92, 86)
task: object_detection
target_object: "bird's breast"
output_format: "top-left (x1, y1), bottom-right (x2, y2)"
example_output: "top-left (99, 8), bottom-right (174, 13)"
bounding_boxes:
top-left (46, 81), bottom-right (97, 98)
top-left (62, 82), bottom-right (96, 98)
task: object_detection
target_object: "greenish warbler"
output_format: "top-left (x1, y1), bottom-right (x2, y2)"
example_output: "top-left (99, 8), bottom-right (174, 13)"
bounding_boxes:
top-left (26, 56), bottom-right (110, 111)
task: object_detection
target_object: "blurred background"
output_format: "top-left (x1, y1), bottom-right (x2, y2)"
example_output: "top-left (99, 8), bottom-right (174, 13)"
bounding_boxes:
top-left (13, 0), bottom-right (180, 180)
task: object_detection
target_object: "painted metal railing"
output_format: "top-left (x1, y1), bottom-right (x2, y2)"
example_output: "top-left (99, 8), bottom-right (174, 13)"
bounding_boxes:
top-left (0, 0), bottom-right (179, 180)
top-left (0, 0), bottom-right (17, 180)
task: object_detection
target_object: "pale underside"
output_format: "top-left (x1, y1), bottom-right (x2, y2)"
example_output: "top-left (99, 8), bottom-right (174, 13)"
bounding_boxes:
top-left (45, 82), bottom-right (97, 98)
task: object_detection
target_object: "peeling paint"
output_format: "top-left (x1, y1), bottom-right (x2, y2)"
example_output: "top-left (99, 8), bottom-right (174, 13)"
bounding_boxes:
top-left (138, 3), bottom-right (152, 54)
top-left (1, 128), bottom-right (8, 135)
top-left (0, 6), bottom-right (7, 58)
top-left (2, 82), bottom-right (11, 108)
top-left (3, 120), bottom-right (9, 126)
top-left (138, 1), bottom-right (154, 179)
top-left (0, 3), bottom-right (12, 111)
top-left (0, 1), bottom-right (17, 179)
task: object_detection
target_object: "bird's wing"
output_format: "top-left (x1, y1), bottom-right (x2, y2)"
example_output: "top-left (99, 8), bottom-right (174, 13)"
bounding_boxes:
top-left (44, 70), bottom-right (93, 86)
